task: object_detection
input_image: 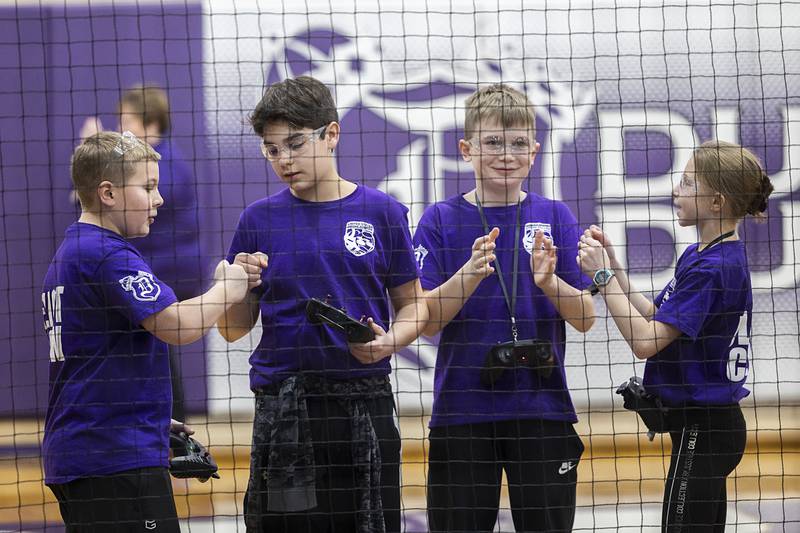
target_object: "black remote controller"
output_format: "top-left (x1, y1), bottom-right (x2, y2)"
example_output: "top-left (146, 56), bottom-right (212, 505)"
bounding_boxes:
top-left (305, 298), bottom-right (376, 343)
top-left (169, 432), bottom-right (220, 481)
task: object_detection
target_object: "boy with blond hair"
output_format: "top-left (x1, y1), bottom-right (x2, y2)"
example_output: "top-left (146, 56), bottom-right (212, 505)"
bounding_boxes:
top-left (413, 84), bottom-right (595, 532)
top-left (42, 131), bottom-right (262, 532)
top-left (80, 83), bottom-right (205, 420)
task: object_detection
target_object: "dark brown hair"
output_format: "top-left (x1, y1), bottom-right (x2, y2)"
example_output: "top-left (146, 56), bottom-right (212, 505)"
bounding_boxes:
top-left (250, 76), bottom-right (338, 137)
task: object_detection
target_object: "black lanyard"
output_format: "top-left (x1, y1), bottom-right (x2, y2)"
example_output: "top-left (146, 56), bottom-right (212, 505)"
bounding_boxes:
top-left (699, 230), bottom-right (736, 253)
top-left (474, 192), bottom-right (522, 342)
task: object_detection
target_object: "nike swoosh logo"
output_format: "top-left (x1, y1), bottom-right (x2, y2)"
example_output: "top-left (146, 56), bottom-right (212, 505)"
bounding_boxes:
top-left (558, 461), bottom-right (577, 475)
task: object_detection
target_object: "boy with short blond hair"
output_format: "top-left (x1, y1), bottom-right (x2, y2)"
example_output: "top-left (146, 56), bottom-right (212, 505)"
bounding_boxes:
top-left (79, 84), bottom-right (206, 420)
top-left (42, 131), bottom-right (260, 532)
top-left (414, 84), bottom-right (595, 532)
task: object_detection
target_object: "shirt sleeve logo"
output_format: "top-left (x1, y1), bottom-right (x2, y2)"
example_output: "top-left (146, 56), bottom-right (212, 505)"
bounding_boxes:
top-left (414, 244), bottom-right (429, 269)
top-left (523, 222), bottom-right (553, 255)
top-left (662, 277), bottom-right (677, 303)
top-left (344, 221), bottom-right (376, 257)
top-left (119, 270), bottom-right (162, 302)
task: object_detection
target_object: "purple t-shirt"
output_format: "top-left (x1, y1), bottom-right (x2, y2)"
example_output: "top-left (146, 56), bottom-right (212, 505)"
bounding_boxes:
top-left (413, 193), bottom-right (592, 427)
top-left (226, 186), bottom-right (419, 390)
top-left (41, 222), bottom-right (178, 484)
top-left (647, 241), bottom-right (752, 406)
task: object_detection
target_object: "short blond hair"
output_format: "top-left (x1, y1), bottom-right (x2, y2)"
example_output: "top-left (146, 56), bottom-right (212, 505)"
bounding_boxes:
top-left (692, 140), bottom-right (774, 221)
top-left (464, 84), bottom-right (536, 140)
top-left (72, 131), bottom-right (160, 208)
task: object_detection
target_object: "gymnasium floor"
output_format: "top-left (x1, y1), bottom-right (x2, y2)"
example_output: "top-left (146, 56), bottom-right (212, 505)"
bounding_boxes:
top-left (2, 406), bottom-right (798, 532)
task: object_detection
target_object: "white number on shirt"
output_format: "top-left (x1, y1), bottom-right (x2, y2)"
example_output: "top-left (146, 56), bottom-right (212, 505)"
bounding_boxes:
top-left (42, 286), bottom-right (65, 363)
top-left (726, 313), bottom-right (750, 383)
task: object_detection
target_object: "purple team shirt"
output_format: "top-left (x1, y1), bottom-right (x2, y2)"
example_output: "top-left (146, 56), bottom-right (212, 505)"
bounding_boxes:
top-left (41, 223), bottom-right (178, 484)
top-left (413, 192), bottom-right (592, 427)
top-left (226, 186), bottom-right (419, 390)
top-left (648, 240), bottom-right (753, 406)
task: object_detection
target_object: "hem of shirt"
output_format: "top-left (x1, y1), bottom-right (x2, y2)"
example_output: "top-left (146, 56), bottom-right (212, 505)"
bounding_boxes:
top-left (652, 313), bottom-right (698, 340)
top-left (657, 389), bottom-right (750, 408)
top-left (386, 273), bottom-right (420, 290)
top-left (420, 279), bottom-right (440, 291)
top-left (428, 411), bottom-right (578, 428)
top-left (249, 368), bottom-right (392, 390)
top-left (45, 458), bottom-right (168, 486)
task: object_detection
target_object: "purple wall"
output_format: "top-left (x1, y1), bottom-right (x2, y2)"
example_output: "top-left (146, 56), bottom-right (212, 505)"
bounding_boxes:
top-left (0, 3), bottom-right (209, 416)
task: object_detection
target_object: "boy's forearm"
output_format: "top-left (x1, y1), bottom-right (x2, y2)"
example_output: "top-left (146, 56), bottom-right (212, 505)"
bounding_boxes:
top-left (537, 276), bottom-right (595, 332)
top-left (389, 299), bottom-right (429, 348)
top-left (147, 283), bottom-right (232, 345)
top-left (423, 267), bottom-right (482, 336)
top-left (217, 293), bottom-right (260, 342)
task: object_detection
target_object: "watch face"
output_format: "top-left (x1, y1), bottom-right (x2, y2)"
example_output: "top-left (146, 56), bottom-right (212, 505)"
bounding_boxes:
top-left (594, 269), bottom-right (613, 286)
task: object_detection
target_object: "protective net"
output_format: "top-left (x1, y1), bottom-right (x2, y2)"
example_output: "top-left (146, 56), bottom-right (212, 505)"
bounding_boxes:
top-left (1, 1), bottom-right (798, 531)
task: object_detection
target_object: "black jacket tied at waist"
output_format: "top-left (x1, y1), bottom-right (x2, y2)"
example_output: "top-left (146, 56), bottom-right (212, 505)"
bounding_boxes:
top-left (246, 374), bottom-right (393, 533)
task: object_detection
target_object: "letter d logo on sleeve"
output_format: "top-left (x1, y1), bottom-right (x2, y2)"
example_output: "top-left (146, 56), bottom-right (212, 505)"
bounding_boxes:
top-left (119, 271), bottom-right (162, 302)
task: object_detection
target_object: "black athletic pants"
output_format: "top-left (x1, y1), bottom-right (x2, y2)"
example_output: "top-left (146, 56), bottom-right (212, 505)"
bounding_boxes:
top-left (662, 404), bottom-right (747, 532)
top-left (427, 418), bottom-right (585, 532)
top-left (48, 467), bottom-right (180, 533)
top-left (244, 393), bottom-right (401, 533)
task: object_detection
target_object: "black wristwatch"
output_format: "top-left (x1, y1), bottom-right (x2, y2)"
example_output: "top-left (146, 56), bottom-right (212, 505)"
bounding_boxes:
top-left (589, 268), bottom-right (615, 295)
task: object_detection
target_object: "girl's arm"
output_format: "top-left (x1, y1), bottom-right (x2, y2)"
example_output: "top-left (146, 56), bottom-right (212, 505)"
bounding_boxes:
top-left (531, 230), bottom-right (595, 332)
top-left (597, 276), bottom-right (680, 358)
top-left (578, 236), bottom-right (681, 359)
top-left (586, 226), bottom-right (656, 319)
top-left (422, 227), bottom-right (499, 337)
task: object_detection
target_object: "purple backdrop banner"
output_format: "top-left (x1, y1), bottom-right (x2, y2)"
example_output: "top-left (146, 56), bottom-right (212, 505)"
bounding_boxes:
top-left (2, 2), bottom-right (799, 417)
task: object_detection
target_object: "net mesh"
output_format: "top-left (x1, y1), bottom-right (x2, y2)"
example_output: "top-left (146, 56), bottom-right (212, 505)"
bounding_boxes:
top-left (1, 1), bottom-right (798, 531)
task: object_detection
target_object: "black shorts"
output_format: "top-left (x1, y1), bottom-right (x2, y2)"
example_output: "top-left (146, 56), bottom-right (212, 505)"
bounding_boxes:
top-left (48, 467), bottom-right (179, 533)
top-left (427, 418), bottom-right (585, 533)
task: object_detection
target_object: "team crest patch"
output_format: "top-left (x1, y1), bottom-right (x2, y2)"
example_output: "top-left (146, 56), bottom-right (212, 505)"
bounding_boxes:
top-left (523, 222), bottom-right (553, 254)
top-left (119, 270), bottom-right (161, 302)
top-left (414, 244), bottom-right (429, 269)
top-left (344, 221), bottom-right (376, 257)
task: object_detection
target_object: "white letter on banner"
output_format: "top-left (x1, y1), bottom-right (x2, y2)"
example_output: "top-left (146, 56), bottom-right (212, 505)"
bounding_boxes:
top-left (598, 109), bottom-right (699, 201)
top-left (711, 105), bottom-right (800, 290)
